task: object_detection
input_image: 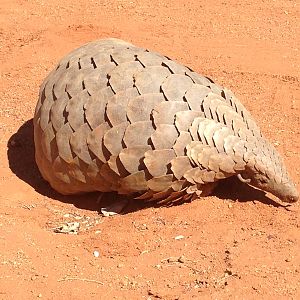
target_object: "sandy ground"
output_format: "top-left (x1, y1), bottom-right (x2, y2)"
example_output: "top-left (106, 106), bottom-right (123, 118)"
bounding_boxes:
top-left (0, 0), bottom-right (300, 299)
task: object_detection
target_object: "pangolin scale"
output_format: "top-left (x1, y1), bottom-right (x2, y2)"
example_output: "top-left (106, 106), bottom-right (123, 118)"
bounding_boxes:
top-left (33, 38), bottom-right (299, 204)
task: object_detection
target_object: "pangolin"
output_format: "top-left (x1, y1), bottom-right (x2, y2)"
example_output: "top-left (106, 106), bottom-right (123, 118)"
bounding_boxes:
top-left (33, 38), bottom-right (299, 204)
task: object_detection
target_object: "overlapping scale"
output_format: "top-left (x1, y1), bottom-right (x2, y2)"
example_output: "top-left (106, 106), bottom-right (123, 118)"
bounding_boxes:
top-left (33, 38), bottom-right (297, 203)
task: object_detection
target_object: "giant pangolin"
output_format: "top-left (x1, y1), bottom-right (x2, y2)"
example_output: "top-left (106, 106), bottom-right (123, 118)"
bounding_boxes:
top-left (33, 38), bottom-right (299, 204)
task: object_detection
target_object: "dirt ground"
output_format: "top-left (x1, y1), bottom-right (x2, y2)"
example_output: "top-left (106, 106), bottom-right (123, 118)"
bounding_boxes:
top-left (0, 0), bottom-right (299, 299)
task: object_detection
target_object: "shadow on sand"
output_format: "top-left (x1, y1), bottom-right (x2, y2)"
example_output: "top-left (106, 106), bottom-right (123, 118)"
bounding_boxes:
top-left (7, 119), bottom-right (287, 214)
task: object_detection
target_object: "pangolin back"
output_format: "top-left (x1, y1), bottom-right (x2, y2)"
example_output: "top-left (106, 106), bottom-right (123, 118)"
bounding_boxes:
top-left (33, 38), bottom-right (299, 203)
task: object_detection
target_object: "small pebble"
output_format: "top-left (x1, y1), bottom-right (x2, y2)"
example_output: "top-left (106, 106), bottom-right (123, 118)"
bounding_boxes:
top-left (175, 235), bottom-right (184, 240)
top-left (93, 250), bottom-right (100, 258)
top-left (167, 257), bottom-right (179, 263)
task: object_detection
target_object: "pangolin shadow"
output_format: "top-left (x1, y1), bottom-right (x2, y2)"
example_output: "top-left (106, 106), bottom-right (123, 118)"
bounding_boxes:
top-left (7, 119), bottom-right (286, 213)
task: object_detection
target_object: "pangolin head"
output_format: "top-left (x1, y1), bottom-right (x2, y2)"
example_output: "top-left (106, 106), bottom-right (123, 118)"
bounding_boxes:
top-left (241, 171), bottom-right (299, 203)
top-left (239, 143), bottom-right (299, 203)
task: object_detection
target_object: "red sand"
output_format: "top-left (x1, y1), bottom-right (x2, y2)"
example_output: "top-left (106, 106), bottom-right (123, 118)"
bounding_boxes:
top-left (0, 0), bottom-right (299, 298)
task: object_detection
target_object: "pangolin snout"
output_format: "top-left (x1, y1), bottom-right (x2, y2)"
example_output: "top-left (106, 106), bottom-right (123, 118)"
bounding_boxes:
top-left (280, 183), bottom-right (299, 203)
top-left (252, 175), bottom-right (298, 203)
top-left (264, 180), bottom-right (299, 203)
top-left (238, 171), bottom-right (299, 203)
